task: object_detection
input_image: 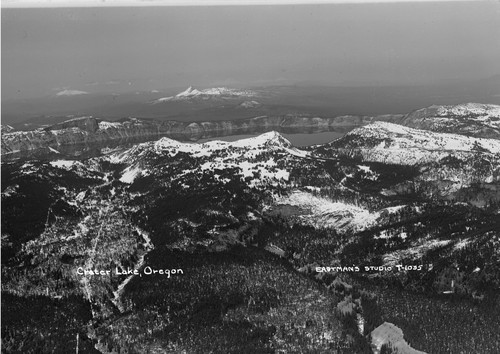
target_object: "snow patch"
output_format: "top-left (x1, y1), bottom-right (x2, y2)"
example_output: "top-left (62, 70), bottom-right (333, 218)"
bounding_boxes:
top-left (383, 239), bottom-right (452, 265)
top-left (98, 121), bottom-right (123, 130)
top-left (274, 191), bottom-right (379, 232)
top-left (49, 160), bottom-right (84, 170)
top-left (119, 165), bottom-right (143, 184)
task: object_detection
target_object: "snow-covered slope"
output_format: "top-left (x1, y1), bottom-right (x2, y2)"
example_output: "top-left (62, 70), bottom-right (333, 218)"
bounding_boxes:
top-left (107, 131), bottom-right (309, 186)
top-left (324, 121), bottom-right (500, 165)
top-left (271, 190), bottom-right (407, 233)
top-left (152, 86), bottom-right (257, 103)
top-left (314, 122), bottom-right (500, 201)
top-left (352, 121), bottom-right (499, 153)
top-left (398, 103), bottom-right (500, 139)
top-left (434, 103), bottom-right (500, 119)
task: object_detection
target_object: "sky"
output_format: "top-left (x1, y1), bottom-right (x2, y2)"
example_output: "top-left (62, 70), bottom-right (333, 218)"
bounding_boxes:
top-left (2, 1), bottom-right (500, 100)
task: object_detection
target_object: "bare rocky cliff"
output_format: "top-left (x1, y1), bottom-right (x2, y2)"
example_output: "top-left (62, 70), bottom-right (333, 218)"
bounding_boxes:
top-left (1, 115), bottom-right (379, 155)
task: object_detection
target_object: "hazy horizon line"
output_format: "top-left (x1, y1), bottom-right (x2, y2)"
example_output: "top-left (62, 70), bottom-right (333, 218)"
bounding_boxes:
top-left (2, 0), bottom-right (486, 9)
top-left (3, 74), bottom-right (499, 103)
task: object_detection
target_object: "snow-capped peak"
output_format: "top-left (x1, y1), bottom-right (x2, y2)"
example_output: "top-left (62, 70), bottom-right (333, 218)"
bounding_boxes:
top-left (176, 86), bottom-right (202, 97)
top-left (151, 131), bottom-right (291, 152)
top-left (239, 131), bottom-right (292, 148)
top-left (109, 131), bottom-right (303, 166)
top-left (109, 131), bottom-right (307, 185)
top-left (152, 86), bottom-right (256, 103)
top-left (239, 100), bottom-right (261, 108)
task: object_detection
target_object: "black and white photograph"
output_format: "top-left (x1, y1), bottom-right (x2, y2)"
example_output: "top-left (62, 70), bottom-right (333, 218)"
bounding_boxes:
top-left (1, 0), bottom-right (500, 352)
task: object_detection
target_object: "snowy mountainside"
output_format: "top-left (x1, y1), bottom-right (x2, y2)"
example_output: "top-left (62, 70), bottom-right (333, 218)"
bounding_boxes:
top-left (2, 123), bottom-right (500, 352)
top-left (106, 131), bottom-right (308, 187)
top-left (331, 121), bottom-right (499, 154)
top-left (399, 103), bottom-right (500, 139)
top-left (435, 103), bottom-right (500, 118)
top-left (314, 122), bottom-right (500, 204)
top-left (318, 121), bottom-right (500, 164)
top-left (152, 86), bottom-right (257, 103)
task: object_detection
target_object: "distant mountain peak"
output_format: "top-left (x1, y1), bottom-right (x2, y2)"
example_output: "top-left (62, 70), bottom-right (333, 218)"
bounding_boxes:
top-left (152, 86), bottom-right (257, 103)
top-left (176, 86), bottom-right (202, 97)
top-left (239, 100), bottom-right (261, 108)
top-left (55, 89), bottom-right (89, 96)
